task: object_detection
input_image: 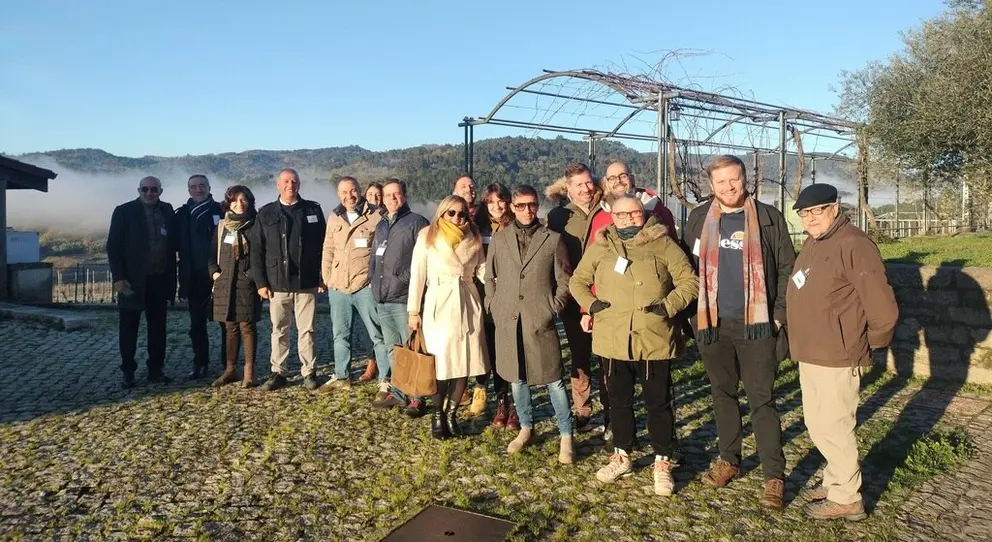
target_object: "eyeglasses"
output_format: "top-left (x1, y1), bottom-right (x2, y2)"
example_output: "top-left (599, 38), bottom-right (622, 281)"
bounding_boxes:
top-left (605, 173), bottom-right (632, 184)
top-left (512, 202), bottom-right (539, 211)
top-left (612, 210), bottom-right (644, 220)
top-left (140, 186), bottom-right (161, 194)
top-left (446, 210), bottom-right (468, 219)
top-left (797, 204), bottom-right (835, 218)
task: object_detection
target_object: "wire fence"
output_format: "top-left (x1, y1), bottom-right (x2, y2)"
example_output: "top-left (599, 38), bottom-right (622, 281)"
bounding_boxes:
top-left (53, 264), bottom-right (116, 304)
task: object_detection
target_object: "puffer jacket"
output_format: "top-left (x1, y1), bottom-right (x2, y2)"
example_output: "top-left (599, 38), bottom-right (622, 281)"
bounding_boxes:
top-left (321, 200), bottom-right (382, 294)
top-left (369, 204), bottom-right (430, 304)
top-left (570, 219), bottom-right (699, 361)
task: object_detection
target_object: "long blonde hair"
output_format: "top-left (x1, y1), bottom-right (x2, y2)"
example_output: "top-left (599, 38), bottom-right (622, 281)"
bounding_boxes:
top-left (426, 195), bottom-right (480, 246)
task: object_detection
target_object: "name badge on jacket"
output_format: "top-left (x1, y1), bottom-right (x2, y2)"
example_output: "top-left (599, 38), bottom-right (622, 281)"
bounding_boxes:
top-left (792, 269), bottom-right (807, 289)
top-left (160, 227), bottom-right (168, 236)
top-left (375, 242), bottom-right (387, 256)
top-left (223, 233), bottom-right (236, 245)
top-left (614, 257), bottom-right (630, 274)
top-left (306, 215), bottom-right (318, 224)
top-left (355, 238), bottom-right (369, 248)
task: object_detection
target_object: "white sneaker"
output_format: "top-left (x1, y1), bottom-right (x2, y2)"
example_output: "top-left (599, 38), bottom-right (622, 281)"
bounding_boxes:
top-left (596, 452), bottom-right (633, 483)
top-left (653, 457), bottom-right (674, 496)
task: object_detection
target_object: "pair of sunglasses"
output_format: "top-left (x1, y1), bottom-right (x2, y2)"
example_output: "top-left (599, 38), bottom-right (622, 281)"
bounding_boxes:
top-left (140, 186), bottom-right (161, 194)
top-left (446, 210), bottom-right (468, 219)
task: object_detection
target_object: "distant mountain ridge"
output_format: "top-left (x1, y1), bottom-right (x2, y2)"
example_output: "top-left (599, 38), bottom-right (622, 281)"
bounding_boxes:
top-left (16, 136), bottom-right (851, 203)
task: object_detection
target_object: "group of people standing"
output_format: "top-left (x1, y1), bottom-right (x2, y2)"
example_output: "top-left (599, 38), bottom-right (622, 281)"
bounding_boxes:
top-left (107, 154), bottom-right (898, 520)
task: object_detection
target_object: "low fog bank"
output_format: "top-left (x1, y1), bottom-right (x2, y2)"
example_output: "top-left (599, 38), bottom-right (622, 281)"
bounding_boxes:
top-left (6, 158), bottom-right (439, 236)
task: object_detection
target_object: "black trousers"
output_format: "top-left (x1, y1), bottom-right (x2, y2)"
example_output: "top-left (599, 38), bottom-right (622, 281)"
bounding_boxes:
top-left (697, 318), bottom-right (785, 480)
top-left (606, 358), bottom-right (674, 457)
top-left (119, 275), bottom-right (169, 375)
top-left (476, 319), bottom-right (509, 398)
top-left (560, 308), bottom-right (607, 422)
top-left (187, 271), bottom-right (225, 368)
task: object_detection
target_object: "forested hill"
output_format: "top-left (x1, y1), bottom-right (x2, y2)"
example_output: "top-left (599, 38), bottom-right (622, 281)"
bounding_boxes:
top-left (18, 136), bottom-right (849, 203)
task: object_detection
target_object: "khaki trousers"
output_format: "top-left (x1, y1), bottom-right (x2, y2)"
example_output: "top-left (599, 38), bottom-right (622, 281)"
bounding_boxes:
top-left (269, 289), bottom-right (317, 378)
top-left (799, 362), bottom-right (863, 504)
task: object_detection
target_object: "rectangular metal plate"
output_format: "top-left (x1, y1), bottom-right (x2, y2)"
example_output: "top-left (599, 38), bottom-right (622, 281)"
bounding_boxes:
top-left (381, 504), bottom-right (515, 542)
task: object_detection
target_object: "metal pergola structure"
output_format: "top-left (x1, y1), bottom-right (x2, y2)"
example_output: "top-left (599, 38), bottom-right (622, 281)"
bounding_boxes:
top-left (459, 68), bottom-right (863, 229)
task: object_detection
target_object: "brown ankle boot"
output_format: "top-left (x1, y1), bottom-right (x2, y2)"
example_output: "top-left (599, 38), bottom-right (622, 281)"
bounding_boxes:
top-left (212, 361), bottom-right (237, 387)
top-left (241, 322), bottom-right (257, 388)
top-left (358, 359), bottom-right (377, 383)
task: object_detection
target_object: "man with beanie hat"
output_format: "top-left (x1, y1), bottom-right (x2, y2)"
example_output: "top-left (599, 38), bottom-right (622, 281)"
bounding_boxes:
top-left (788, 183), bottom-right (898, 521)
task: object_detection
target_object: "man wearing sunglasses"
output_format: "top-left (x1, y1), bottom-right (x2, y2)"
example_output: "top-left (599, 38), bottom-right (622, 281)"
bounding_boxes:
top-left (484, 185), bottom-right (575, 462)
top-left (107, 176), bottom-right (177, 389)
top-left (788, 183), bottom-right (897, 521)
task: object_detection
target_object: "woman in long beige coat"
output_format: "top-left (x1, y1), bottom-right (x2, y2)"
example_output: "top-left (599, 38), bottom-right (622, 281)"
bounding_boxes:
top-left (408, 195), bottom-right (489, 439)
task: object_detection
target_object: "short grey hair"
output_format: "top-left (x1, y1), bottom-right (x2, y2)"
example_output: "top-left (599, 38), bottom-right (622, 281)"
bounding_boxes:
top-left (138, 176), bottom-right (162, 188)
top-left (611, 194), bottom-right (645, 212)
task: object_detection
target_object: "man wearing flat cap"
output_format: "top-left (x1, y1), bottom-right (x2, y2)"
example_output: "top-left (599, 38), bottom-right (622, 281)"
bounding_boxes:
top-left (787, 183), bottom-right (898, 521)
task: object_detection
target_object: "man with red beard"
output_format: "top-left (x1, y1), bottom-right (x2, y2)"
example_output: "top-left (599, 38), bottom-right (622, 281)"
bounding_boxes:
top-left (682, 155), bottom-right (795, 510)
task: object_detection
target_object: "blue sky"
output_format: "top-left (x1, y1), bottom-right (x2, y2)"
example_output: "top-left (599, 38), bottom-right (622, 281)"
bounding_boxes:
top-left (1, 0), bottom-right (945, 157)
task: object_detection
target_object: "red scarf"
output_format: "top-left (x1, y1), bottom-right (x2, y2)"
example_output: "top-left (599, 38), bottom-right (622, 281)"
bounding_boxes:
top-left (695, 196), bottom-right (771, 344)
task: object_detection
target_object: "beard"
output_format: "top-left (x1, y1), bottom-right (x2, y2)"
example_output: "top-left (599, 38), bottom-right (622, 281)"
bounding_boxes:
top-left (713, 190), bottom-right (746, 209)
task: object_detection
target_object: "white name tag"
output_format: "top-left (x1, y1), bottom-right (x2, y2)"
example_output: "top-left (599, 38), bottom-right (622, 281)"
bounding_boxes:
top-left (306, 215), bottom-right (318, 223)
top-left (213, 215), bottom-right (220, 226)
top-left (375, 245), bottom-right (386, 256)
top-left (223, 233), bottom-right (236, 245)
top-left (792, 269), bottom-right (807, 289)
top-left (482, 236), bottom-right (492, 245)
top-left (355, 238), bottom-right (368, 248)
top-left (692, 238), bottom-right (700, 256)
top-left (614, 257), bottom-right (630, 274)
top-left (160, 227), bottom-right (168, 236)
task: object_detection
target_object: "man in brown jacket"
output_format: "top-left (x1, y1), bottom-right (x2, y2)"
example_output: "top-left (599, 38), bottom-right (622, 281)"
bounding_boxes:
top-left (546, 162), bottom-right (606, 431)
top-left (316, 176), bottom-right (387, 392)
top-left (787, 184), bottom-right (898, 522)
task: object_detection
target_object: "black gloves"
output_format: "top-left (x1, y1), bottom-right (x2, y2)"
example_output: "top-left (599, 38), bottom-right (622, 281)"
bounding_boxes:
top-left (589, 300), bottom-right (611, 315)
top-left (643, 304), bottom-right (668, 317)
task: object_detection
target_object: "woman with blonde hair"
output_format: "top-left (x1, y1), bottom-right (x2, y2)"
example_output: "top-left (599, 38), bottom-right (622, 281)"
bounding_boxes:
top-left (408, 195), bottom-right (490, 439)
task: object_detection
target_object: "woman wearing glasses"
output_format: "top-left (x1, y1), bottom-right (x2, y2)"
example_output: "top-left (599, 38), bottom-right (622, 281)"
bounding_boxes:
top-left (570, 196), bottom-right (698, 496)
top-left (468, 183), bottom-right (518, 427)
top-left (408, 195), bottom-right (490, 439)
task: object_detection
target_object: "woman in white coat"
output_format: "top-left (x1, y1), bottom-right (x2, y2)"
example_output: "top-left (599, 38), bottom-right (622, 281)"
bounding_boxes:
top-left (408, 195), bottom-right (490, 439)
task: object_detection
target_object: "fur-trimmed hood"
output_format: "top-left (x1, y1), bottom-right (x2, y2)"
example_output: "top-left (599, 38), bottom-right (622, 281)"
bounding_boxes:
top-left (593, 217), bottom-right (667, 248)
top-left (545, 177), bottom-right (571, 204)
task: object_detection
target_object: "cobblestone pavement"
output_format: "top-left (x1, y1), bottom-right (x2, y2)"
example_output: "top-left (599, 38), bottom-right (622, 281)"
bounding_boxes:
top-left (1, 307), bottom-right (989, 541)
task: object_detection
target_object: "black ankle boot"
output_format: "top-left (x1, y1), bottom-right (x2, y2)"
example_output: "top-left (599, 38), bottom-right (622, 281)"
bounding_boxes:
top-left (431, 405), bottom-right (450, 439)
top-left (445, 398), bottom-right (464, 438)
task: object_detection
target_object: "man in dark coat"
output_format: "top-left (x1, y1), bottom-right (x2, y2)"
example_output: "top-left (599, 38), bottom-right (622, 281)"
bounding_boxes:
top-left (485, 184), bottom-right (575, 462)
top-left (107, 175), bottom-right (177, 389)
top-left (681, 155), bottom-right (796, 510)
top-left (251, 168), bottom-right (327, 392)
top-left (173, 174), bottom-right (224, 379)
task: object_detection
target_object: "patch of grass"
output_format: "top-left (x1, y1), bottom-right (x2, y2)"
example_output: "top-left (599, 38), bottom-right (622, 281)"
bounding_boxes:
top-left (879, 233), bottom-right (992, 267)
top-left (897, 428), bottom-right (975, 484)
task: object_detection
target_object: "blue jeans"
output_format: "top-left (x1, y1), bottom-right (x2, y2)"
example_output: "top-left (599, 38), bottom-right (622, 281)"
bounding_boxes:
top-left (328, 287), bottom-right (389, 380)
top-left (376, 302), bottom-right (411, 399)
top-left (511, 379), bottom-right (573, 435)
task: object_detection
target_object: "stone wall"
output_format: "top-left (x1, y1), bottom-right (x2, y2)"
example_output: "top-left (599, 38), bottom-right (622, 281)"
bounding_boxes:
top-left (885, 263), bottom-right (992, 384)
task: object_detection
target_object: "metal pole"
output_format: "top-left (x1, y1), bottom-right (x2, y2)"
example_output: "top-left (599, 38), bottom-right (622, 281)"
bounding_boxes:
top-left (778, 112), bottom-right (787, 213)
top-left (895, 173), bottom-right (901, 238)
top-left (586, 135), bottom-right (597, 174)
top-left (656, 94), bottom-right (664, 199)
top-left (462, 121), bottom-right (470, 173)
top-left (811, 158), bottom-right (817, 185)
top-left (469, 124), bottom-right (475, 178)
top-left (660, 95), bottom-right (670, 209)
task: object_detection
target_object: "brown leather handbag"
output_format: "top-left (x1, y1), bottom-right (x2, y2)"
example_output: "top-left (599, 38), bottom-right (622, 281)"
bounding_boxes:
top-left (392, 330), bottom-right (437, 397)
